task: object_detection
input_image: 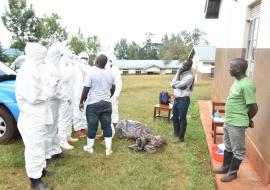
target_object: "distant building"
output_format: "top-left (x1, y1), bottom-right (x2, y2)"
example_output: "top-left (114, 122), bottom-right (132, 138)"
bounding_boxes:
top-left (188, 46), bottom-right (216, 80)
top-left (113, 60), bottom-right (181, 75)
top-left (205, 0), bottom-right (270, 185)
top-left (3, 48), bottom-right (24, 59)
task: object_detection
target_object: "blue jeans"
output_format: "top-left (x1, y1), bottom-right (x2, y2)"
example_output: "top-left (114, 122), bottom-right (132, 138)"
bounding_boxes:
top-left (85, 101), bottom-right (112, 139)
top-left (172, 96), bottom-right (190, 130)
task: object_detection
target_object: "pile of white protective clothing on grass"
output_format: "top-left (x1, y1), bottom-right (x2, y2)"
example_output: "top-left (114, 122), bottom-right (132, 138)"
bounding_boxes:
top-left (115, 120), bottom-right (166, 153)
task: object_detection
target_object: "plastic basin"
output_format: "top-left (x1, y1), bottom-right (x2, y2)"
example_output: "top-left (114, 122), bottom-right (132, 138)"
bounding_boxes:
top-left (211, 145), bottom-right (224, 162)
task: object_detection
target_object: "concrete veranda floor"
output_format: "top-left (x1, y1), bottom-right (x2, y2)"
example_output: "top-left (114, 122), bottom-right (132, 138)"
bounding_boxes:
top-left (198, 100), bottom-right (269, 190)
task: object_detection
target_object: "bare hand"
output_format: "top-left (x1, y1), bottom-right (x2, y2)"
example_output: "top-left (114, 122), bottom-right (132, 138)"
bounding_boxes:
top-left (79, 103), bottom-right (84, 112)
top-left (248, 120), bottom-right (254, 128)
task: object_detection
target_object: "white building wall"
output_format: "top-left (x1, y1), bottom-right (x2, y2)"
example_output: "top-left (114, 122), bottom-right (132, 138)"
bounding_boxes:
top-left (215, 0), bottom-right (249, 48)
top-left (192, 56), bottom-right (199, 71)
top-left (164, 69), bottom-right (173, 74)
top-left (216, 0), bottom-right (269, 49)
top-left (257, 0), bottom-right (270, 48)
top-left (192, 55), bottom-right (213, 74)
top-left (129, 69), bottom-right (136, 74)
top-left (145, 66), bottom-right (160, 73)
top-left (199, 62), bottom-right (213, 73)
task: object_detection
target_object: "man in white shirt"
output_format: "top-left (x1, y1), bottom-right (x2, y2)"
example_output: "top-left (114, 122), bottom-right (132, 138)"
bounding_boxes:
top-left (79, 54), bottom-right (115, 156)
top-left (96, 59), bottom-right (122, 139)
top-left (170, 59), bottom-right (194, 143)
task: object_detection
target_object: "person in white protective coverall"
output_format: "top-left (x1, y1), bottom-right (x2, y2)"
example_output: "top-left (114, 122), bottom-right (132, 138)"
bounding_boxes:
top-left (44, 43), bottom-right (68, 162)
top-left (73, 52), bottom-right (90, 138)
top-left (57, 52), bottom-right (79, 150)
top-left (80, 54), bottom-right (116, 156)
top-left (16, 43), bottom-right (52, 190)
top-left (96, 59), bottom-right (122, 140)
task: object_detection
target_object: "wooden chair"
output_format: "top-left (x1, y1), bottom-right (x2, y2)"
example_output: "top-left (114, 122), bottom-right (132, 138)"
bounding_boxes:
top-left (153, 93), bottom-right (174, 121)
top-left (153, 103), bottom-right (173, 120)
top-left (212, 102), bottom-right (225, 144)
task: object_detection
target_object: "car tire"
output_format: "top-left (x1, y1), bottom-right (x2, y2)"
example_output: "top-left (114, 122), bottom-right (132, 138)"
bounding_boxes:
top-left (0, 105), bottom-right (18, 144)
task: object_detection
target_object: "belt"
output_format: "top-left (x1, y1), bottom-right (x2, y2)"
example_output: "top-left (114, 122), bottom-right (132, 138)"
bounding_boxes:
top-left (175, 96), bottom-right (189, 100)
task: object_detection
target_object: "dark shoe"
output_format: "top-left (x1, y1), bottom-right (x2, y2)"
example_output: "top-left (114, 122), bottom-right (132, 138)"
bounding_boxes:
top-left (42, 169), bottom-right (55, 177)
top-left (30, 178), bottom-right (52, 190)
top-left (174, 137), bottom-right (184, 143)
top-left (221, 157), bottom-right (242, 182)
top-left (178, 126), bottom-right (186, 140)
top-left (173, 123), bottom-right (179, 137)
top-left (221, 173), bottom-right (237, 182)
top-left (51, 152), bottom-right (70, 159)
top-left (46, 159), bottom-right (55, 166)
top-left (213, 150), bottom-right (233, 174)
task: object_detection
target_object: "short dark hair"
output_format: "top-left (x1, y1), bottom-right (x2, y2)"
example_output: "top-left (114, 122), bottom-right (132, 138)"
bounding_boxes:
top-left (232, 58), bottom-right (248, 73)
top-left (95, 54), bottom-right (108, 68)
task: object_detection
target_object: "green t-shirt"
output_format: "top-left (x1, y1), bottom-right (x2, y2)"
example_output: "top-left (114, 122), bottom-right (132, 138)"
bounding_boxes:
top-left (225, 77), bottom-right (256, 127)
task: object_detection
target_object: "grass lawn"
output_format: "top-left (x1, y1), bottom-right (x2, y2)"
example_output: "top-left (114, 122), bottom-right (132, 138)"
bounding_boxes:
top-left (0, 75), bottom-right (215, 190)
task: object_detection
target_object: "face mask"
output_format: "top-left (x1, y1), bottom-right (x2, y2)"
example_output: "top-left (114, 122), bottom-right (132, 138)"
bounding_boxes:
top-left (80, 59), bottom-right (88, 65)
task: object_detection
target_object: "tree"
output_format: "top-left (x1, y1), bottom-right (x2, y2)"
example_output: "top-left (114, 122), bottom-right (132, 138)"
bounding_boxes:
top-left (159, 33), bottom-right (189, 61)
top-left (140, 33), bottom-right (159, 60)
top-left (127, 41), bottom-right (141, 59)
top-left (1, 0), bottom-right (42, 50)
top-left (159, 28), bottom-right (209, 61)
top-left (114, 38), bottom-right (129, 59)
top-left (181, 28), bottom-right (209, 46)
top-left (0, 42), bottom-right (8, 62)
top-left (85, 35), bottom-right (101, 64)
top-left (40, 13), bottom-right (68, 46)
top-left (114, 34), bottom-right (160, 60)
top-left (68, 29), bottom-right (102, 64)
top-left (69, 29), bottom-right (86, 55)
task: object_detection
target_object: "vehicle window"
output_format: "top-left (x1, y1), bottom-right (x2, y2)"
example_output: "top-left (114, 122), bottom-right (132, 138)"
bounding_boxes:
top-left (15, 61), bottom-right (24, 70)
top-left (0, 63), bottom-right (16, 75)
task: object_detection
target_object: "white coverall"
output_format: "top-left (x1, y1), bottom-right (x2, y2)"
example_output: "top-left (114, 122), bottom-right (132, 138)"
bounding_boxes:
top-left (105, 61), bottom-right (122, 137)
top-left (110, 64), bottom-right (122, 124)
top-left (57, 56), bottom-right (75, 146)
top-left (72, 60), bottom-right (89, 132)
top-left (44, 43), bottom-right (65, 159)
top-left (16, 43), bottom-right (52, 179)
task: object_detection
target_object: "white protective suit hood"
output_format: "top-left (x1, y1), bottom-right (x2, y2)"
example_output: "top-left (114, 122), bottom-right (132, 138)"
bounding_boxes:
top-left (46, 42), bottom-right (65, 67)
top-left (16, 42), bottom-right (48, 105)
top-left (25, 43), bottom-right (47, 62)
top-left (78, 51), bottom-right (89, 66)
top-left (45, 42), bottom-right (65, 99)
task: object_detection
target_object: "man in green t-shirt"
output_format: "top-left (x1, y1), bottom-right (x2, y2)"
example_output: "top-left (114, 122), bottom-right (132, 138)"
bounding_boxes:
top-left (213, 58), bottom-right (258, 182)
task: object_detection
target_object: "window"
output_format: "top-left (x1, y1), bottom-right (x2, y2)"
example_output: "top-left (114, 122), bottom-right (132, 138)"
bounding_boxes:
top-left (123, 70), bottom-right (129, 75)
top-left (210, 68), bottom-right (215, 78)
top-left (172, 69), bottom-right (177, 74)
top-left (246, 2), bottom-right (261, 78)
top-left (204, 0), bottom-right (221, 19)
top-left (135, 70), bottom-right (141, 75)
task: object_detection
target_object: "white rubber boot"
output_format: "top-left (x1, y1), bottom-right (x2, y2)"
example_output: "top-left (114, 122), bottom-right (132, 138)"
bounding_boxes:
top-left (59, 136), bottom-right (74, 150)
top-left (68, 135), bottom-right (79, 143)
top-left (111, 124), bottom-right (115, 138)
top-left (83, 138), bottom-right (94, 154)
top-left (104, 137), bottom-right (112, 156)
top-left (60, 141), bottom-right (74, 150)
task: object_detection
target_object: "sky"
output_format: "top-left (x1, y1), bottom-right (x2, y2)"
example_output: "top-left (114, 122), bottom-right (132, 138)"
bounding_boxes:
top-left (0, 0), bottom-right (219, 54)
